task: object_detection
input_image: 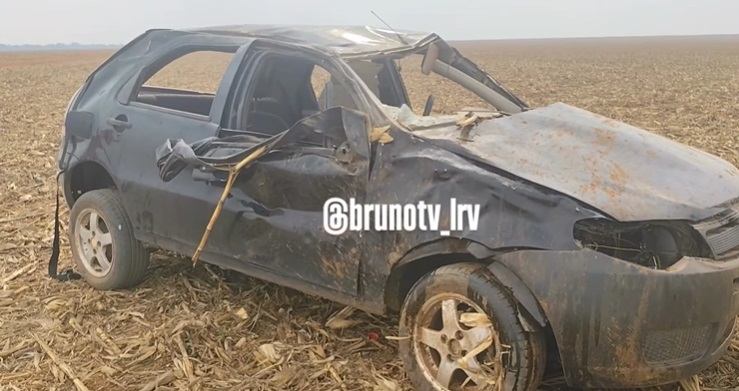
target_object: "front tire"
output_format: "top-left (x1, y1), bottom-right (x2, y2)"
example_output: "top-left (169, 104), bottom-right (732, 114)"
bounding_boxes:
top-left (69, 189), bottom-right (149, 290)
top-left (399, 263), bottom-right (546, 391)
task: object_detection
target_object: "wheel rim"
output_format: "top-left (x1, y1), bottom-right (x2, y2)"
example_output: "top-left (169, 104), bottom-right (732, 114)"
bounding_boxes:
top-left (74, 208), bottom-right (114, 278)
top-left (412, 293), bottom-right (507, 391)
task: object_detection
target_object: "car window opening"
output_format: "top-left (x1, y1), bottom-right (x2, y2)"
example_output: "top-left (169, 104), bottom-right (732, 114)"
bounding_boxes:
top-left (339, 50), bottom-right (509, 131)
top-left (232, 53), bottom-right (370, 145)
top-left (132, 49), bottom-right (236, 117)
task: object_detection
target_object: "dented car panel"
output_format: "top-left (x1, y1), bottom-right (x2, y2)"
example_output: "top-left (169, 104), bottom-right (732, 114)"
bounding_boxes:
top-left (158, 115), bottom-right (608, 311)
top-left (357, 127), bottom-right (606, 306)
top-left (155, 108), bottom-right (371, 295)
top-left (413, 102), bottom-right (739, 222)
top-left (494, 249), bottom-right (739, 388)
top-left (56, 25), bottom-right (739, 389)
top-left (189, 24), bottom-right (439, 57)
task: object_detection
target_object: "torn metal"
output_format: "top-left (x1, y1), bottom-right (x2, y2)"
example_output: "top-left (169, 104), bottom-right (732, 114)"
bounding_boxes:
top-left (411, 102), bottom-right (739, 222)
top-left (155, 107), bottom-right (368, 182)
top-left (188, 24), bottom-right (438, 57)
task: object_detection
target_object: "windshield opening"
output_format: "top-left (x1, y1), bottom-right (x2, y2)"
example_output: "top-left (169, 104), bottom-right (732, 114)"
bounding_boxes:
top-left (397, 52), bottom-right (496, 115)
top-left (333, 42), bottom-right (524, 130)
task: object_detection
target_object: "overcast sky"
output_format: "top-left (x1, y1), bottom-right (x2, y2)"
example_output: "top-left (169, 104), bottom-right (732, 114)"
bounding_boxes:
top-left (1, 0), bottom-right (738, 45)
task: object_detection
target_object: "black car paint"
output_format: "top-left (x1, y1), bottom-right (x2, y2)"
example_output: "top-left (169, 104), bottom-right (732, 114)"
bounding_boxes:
top-left (56, 26), bottom-right (739, 389)
top-left (155, 107), bottom-right (372, 295)
top-left (494, 249), bottom-right (739, 388)
top-left (156, 115), bottom-right (605, 310)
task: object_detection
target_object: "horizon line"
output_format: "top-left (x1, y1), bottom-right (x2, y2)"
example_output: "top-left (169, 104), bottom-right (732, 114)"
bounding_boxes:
top-left (2, 32), bottom-right (738, 48)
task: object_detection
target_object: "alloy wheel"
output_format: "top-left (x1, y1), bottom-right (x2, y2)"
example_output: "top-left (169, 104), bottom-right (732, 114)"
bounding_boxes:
top-left (74, 208), bottom-right (114, 278)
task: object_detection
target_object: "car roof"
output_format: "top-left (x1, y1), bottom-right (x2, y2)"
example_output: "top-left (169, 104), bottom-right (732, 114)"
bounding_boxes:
top-left (183, 24), bottom-right (439, 57)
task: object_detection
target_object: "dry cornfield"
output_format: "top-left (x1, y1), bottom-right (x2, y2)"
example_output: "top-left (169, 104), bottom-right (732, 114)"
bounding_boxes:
top-left (1, 35), bottom-right (738, 391)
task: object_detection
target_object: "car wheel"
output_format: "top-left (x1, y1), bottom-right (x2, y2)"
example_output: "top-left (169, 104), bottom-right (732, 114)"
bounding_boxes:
top-left (399, 263), bottom-right (546, 391)
top-left (69, 189), bottom-right (149, 290)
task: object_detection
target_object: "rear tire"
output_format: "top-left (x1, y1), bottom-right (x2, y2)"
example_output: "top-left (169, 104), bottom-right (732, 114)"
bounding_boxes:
top-left (399, 262), bottom-right (546, 391)
top-left (69, 189), bottom-right (149, 290)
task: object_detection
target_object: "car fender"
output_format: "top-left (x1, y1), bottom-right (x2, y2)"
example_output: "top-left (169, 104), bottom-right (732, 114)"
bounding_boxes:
top-left (389, 239), bottom-right (548, 329)
top-left (486, 261), bottom-right (548, 328)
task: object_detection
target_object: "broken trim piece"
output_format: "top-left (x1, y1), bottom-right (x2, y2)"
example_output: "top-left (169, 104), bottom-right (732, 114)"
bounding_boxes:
top-left (191, 145), bottom-right (268, 265)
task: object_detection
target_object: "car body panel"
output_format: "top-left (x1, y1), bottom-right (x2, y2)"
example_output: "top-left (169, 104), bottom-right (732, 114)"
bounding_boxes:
top-left (494, 249), bottom-right (739, 388)
top-left (157, 119), bottom-right (607, 312)
top-left (155, 108), bottom-right (371, 295)
top-left (411, 102), bottom-right (739, 223)
top-left (103, 106), bottom-right (222, 246)
top-left (67, 35), bottom-right (251, 248)
top-left (189, 24), bottom-right (438, 57)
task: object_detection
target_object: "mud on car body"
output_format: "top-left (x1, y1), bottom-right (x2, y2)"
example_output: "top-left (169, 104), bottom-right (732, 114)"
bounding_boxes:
top-left (53, 25), bottom-right (739, 390)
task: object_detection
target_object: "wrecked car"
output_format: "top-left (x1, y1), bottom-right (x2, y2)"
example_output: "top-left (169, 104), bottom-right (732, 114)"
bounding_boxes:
top-left (52, 25), bottom-right (739, 390)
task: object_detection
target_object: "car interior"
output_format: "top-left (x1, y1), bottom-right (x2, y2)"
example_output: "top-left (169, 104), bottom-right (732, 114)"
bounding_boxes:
top-left (132, 48), bottom-right (408, 144)
top-left (234, 54), bottom-right (403, 138)
top-left (135, 87), bottom-right (215, 117)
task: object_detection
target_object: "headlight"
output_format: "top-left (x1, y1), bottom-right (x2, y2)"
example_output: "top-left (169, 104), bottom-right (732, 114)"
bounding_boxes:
top-left (573, 219), bottom-right (708, 269)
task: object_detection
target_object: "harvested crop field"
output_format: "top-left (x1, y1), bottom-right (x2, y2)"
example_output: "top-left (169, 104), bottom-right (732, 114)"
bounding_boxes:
top-left (1, 35), bottom-right (738, 391)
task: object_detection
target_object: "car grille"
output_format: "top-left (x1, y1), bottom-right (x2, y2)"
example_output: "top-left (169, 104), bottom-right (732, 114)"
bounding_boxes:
top-left (694, 205), bottom-right (739, 259)
top-left (642, 325), bottom-right (713, 365)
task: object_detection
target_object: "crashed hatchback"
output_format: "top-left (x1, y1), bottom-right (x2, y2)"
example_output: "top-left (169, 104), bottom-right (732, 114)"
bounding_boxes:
top-left (53, 25), bottom-right (739, 390)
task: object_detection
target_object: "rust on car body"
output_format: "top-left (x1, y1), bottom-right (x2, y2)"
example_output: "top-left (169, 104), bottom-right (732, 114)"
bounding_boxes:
top-left (52, 24), bottom-right (739, 389)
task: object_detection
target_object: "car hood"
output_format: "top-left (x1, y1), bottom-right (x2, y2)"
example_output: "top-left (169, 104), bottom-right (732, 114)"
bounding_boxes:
top-left (406, 102), bottom-right (739, 222)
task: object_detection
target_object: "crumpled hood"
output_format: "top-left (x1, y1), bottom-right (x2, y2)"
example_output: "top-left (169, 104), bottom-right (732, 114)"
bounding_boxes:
top-left (413, 102), bottom-right (739, 222)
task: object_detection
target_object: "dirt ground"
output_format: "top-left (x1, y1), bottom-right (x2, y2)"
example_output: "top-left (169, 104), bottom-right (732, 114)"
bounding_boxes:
top-left (1, 35), bottom-right (738, 391)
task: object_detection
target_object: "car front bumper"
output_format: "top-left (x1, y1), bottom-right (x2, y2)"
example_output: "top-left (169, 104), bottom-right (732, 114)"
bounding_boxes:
top-left (494, 249), bottom-right (739, 389)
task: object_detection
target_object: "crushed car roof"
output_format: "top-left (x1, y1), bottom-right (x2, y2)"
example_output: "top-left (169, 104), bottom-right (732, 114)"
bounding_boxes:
top-left (186, 24), bottom-right (439, 56)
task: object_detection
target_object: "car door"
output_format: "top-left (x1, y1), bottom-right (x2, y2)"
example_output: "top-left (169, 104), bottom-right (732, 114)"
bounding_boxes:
top-left (99, 42), bottom-right (248, 252)
top-left (200, 47), bottom-right (372, 296)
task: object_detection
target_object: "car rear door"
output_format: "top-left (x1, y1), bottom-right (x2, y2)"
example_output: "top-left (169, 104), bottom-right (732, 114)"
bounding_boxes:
top-left (98, 40), bottom-right (249, 252)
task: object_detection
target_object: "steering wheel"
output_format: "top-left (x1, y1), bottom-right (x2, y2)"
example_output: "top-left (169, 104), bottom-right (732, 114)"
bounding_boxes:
top-left (246, 110), bottom-right (291, 136)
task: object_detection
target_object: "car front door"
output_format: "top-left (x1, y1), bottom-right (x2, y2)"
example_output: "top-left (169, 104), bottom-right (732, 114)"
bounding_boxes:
top-left (199, 47), bottom-right (372, 296)
top-left (99, 41), bottom-right (248, 252)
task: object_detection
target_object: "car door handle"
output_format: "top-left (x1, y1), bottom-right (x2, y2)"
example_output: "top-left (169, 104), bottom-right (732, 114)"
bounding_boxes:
top-left (107, 117), bottom-right (132, 130)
